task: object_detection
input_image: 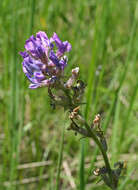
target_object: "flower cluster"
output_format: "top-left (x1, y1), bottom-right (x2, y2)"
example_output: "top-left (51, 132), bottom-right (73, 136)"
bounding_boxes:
top-left (20, 32), bottom-right (71, 89)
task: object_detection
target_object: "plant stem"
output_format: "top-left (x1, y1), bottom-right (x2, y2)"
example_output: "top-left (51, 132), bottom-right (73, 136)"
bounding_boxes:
top-left (61, 86), bottom-right (116, 188)
top-left (83, 120), bottom-right (116, 189)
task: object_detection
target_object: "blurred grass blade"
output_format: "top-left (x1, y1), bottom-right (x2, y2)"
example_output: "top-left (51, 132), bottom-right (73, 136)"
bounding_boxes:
top-left (84, 8), bottom-right (99, 120)
top-left (79, 139), bottom-right (85, 190)
top-left (84, 0), bottom-right (111, 183)
top-left (118, 169), bottom-right (134, 190)
top-left (86, 148), bottom-right (99, 183)
top-left (56, 126), bottom-right (65, 190)
top-left (80, 2), bottom-right (103, 189)
top-left (111, 99), bottom-right (120, 164)
top-left (9, 0), bottom-right (19, 189)
top-left (117, 10), bottom-right (137, 93)
top-left (30, 0), bottom-right (36, 34)
top-left (119, 83), bottom-right (138, 149)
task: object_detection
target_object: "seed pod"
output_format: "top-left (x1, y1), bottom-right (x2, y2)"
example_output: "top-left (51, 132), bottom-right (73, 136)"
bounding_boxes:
top-left (93, 114), bottom-right (101, 125)
top-left (93, 168), bottom-right (100, 176)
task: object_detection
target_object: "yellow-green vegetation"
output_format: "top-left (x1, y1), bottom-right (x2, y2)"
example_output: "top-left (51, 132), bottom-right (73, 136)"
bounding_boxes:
top-left (0, 0), bottom-right (138, 189)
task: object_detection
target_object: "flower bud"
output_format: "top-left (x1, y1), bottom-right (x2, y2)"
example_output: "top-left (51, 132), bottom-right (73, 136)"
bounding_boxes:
top-left (72, 67), bottom-right (79, 76)
top-left (65, 67), bottom-right (80, 88)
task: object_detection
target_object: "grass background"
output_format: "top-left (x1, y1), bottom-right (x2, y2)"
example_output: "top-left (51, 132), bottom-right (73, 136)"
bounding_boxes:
top-left (0, 0), bottom-right (138, 189)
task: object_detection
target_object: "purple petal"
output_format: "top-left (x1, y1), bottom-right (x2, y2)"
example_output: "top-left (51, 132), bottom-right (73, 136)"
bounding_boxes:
top-left (25, 35), bottom-right (36, 52)
top-left (36, 31), bottom-right (54, 50)
top-left (34, 72), bottom-right (45, 81)
top-left (25, 35), bottom-right (46, 59)
top-left (52, 33), bottom-right (72, 56)
top-left (36, 31), bottom-right (49, 40)
top-left (22, 57), bottom-right (42, 76)
top-left (59, 58), bottom-right (67, 70)
top-left (29, 63), bottom-right (41, 71)
top-left (63, 41), bottom-right (72, 52)
top-left (52, 33), bottom-right (62, 48)
top-left (22, 62), bottom-right (33, 75)
top-left (19, 51), bottom-right (29, 58)
top-left (25, 73), bottom-right (38, 84)
top-left (29, 83), bottom-right (41, 89)
top-left (49, 50), bottom-right (60, 67)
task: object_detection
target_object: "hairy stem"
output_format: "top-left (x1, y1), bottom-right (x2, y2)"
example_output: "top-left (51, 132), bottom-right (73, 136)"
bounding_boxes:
top-left (82, 119), bottom-right (116, 189)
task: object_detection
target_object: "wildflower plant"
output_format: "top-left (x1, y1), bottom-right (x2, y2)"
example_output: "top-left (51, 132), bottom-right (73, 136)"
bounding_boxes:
top-left (20, 31), bottom-right (126, 189)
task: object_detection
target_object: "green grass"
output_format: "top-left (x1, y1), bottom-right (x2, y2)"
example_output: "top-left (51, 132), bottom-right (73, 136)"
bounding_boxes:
top-left (56, 125), bottom-right (65, 190)
top-left (0, 0), bottom-right (138, 189)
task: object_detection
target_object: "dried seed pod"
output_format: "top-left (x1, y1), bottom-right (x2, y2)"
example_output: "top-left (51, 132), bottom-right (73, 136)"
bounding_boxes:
top-left (69, 106), bottom-right (80, 119)
top-left (73, 106), bottom-right (80, 113)
top-left (93, 168), bottom-right (100, 176)
top-left (93, 114), bottom-right (101, 125)
top-left (93, 166), bottom-right (108, 176)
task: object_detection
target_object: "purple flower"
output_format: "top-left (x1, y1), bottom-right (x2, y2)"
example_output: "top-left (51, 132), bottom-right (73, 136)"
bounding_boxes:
top-left (49, 50), bottom-right (67, 70)
top-left (52, 33), bottom-right (72, 57)
top-left (20, 53), bottom-right (49, 88)
top-left (24, 33), bottom-right (50, 64)
top-left (20, 31), bottom-right (71, 89)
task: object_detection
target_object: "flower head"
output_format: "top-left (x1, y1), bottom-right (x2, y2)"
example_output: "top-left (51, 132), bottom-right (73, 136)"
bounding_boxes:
top-left (20, 31), bottom-right (72, 89)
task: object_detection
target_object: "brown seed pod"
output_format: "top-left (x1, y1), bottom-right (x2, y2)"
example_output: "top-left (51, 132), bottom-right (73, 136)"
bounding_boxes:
top-left (93, 114), bottom-right (101, 124)
top-left (93, 168), bottom-right (100, 176)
